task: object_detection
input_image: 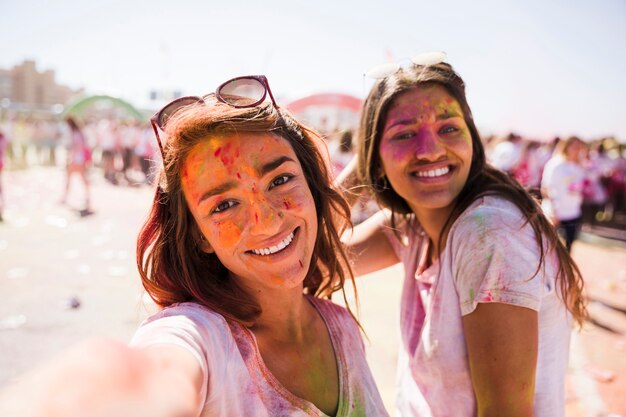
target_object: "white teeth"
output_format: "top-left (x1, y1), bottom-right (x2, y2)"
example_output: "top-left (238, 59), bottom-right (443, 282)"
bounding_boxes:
top-left (252, 231), bottom-right (295, 256)
top-left (415, 166), bottom-right (450, 178)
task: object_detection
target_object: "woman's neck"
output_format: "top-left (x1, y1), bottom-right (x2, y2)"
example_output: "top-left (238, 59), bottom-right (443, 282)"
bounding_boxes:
top-left (412, 205), bottom-right (454, 260)
top-left (248, 286), bottom-right (315, 344)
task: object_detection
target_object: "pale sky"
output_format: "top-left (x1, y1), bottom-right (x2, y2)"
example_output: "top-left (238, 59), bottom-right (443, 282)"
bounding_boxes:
top-left (1, 0), bottom-right (625, 140)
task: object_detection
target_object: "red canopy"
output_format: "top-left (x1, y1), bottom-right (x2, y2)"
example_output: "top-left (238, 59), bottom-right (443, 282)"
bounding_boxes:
top-left (285, 93), bottom-right (362, 114)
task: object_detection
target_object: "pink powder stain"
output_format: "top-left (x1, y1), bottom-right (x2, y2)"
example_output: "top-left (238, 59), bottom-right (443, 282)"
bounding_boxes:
top-left (484, 291), bottom-right (494, 302)
top-left (236, 172), bottom-right (241, 180)
top-left (255, 212), bottom-right (259, 224)
top-left (214, 147), bottom-right (222, 157)
top-left (283, 200), bottom-right (291, 210)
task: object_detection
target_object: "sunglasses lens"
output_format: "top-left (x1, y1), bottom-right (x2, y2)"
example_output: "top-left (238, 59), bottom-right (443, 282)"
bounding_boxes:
top-left (410, 51), bottom-right (447, 66)
top-left (218, 77), bottom-right (266, 107)
top-left (365, 62), bottom-right (400, 79)
top-left (157, 97), bottom-right (201, 129)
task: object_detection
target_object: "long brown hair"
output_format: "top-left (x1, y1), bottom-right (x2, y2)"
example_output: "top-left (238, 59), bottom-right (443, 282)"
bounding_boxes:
top-left (137, 96), bottom-right (354, 326)
top-left (357, 63), bottom-right (586, 326)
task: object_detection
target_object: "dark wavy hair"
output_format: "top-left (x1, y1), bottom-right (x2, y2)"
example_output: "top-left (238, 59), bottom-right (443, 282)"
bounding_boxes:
top-left (356, 63), bottom-right (586, 326)
top-left (137, 96), bottom-right (354, 326)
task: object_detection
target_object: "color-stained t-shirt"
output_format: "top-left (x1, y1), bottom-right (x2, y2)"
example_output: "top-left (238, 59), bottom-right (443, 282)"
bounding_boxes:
top-left (130, 296), bottom-right (389, 417)
top-left (381, 196), bottom-right (572, 417)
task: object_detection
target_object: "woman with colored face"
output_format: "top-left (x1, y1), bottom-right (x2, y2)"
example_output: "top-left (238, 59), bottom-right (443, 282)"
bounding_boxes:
top-left (339, 61), bottom-right (586, 416)
top-left (0, 77), bottom-right (389, 417)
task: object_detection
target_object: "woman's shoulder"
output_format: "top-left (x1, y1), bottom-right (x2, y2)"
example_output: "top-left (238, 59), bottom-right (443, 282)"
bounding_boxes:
top-left (451, 196), bottom-right (528, 237)
top-left (140, 302), bottom-right (232, 340)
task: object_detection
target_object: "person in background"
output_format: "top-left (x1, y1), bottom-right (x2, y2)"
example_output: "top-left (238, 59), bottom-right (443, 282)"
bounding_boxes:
top-left (60, 116), bottom-right (94, 217)
top-left (338, 55), bottom-right (586, 416)
top-left (0, 75), bottom-right (389, 417)
top-left (489, 132), bottom-right (522, 175)
top-left (0, 128), bottom-right (6, 222)
top-left (541, 136), bottom-right (587, 252)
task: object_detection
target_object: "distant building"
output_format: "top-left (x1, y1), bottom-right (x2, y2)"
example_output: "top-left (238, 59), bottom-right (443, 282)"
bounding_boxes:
top-left (0, 60), bottom-right (83, 113)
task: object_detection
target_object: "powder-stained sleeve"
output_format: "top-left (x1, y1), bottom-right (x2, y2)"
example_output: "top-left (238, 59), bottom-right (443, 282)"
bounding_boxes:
top-left (129, 303), bottom-right (233, 414)
top-left (449, 198), bottom-right (546, 316)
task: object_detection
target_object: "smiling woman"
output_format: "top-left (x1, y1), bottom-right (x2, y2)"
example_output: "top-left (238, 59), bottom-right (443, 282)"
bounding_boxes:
top-left (0, 76), bottom-right (389, 417)
top-left (338, 60), bottom-right (587, 417)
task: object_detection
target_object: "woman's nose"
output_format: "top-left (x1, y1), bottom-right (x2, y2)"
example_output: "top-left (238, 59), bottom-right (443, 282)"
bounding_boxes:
top-left (247, 197), bottom-right (282, 236)
top-left (414, 128), bottom-right (446, 160)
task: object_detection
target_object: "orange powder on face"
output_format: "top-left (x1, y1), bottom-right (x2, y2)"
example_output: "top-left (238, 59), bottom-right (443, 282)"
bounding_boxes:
top-left (214, 220), bottom-right (243, 248)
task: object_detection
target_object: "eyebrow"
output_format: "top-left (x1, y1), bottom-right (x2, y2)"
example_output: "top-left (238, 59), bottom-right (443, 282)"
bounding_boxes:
top-left (258, 156), bottom-right (295, 176)
top-left (384, 111), bottom-right (462, 131)
top-left (196, 156), bottom-right (295, 205)
top-left (197, 181), bottom-right (238, 205)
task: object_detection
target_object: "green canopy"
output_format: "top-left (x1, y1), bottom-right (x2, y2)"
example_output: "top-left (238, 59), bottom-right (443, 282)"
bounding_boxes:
top-left (63, 95), bottom-right (144, 120)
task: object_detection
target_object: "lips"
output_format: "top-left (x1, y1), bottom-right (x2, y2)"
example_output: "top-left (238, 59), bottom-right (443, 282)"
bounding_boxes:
top-left (248, 228), bottom-right (298, 256)
top-left (413, 165), bottom-right (450, 178)
top-left (409, 164), bottom-right (454, 179)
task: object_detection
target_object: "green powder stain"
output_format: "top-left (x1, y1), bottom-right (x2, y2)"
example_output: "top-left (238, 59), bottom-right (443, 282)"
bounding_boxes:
top-left (469, 288), bottom-right (475, 304)
top-left (349, 391), bottom-right (367, 416)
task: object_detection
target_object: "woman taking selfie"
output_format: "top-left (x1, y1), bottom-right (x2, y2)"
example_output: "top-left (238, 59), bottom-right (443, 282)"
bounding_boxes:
top-left (0, 75), bottom-right (388, 417)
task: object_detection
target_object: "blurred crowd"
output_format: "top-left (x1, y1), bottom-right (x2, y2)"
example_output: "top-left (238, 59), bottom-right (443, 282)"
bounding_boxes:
top-left (0, 114), bottom-right (625, 237)
top-left (0, 115), bottom-right (159, 186)
top-left (484, 133), bottom-right (626, 229)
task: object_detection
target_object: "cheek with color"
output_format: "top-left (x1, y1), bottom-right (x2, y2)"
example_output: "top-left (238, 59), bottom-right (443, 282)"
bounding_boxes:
top-left (211, 220), bottom-right (244, 249)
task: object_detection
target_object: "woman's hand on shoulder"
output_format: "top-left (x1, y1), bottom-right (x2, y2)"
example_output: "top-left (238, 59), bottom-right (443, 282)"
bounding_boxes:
top-left (462, 303), bottom-right (538, 417)
top-left (0, 337), bottom-right (202, 417)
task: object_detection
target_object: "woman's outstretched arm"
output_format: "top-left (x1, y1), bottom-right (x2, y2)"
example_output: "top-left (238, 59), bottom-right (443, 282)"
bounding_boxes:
top-left (0, 337), bottom-right (203, 417)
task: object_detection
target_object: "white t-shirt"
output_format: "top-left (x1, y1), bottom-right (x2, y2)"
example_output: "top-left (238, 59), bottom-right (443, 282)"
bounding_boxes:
top-left (381, 196), bottom-right (572, 417)
top-left (489, 141), bottom-right (522, 172)
top-left (541, 156), bottom-right (586, 221)
top-left (130, 296), bottom-right (389, 417)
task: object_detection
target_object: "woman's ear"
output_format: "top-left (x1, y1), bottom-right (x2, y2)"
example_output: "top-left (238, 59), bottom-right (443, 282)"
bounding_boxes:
top-left (199, 235), bottom-right (215, 254)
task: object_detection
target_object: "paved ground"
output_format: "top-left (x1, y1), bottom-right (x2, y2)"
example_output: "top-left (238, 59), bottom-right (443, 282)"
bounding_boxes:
top-left (1, 166), bottom-right (625, 416)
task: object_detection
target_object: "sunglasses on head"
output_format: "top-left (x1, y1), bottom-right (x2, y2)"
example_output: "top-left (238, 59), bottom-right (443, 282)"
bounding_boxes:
top-left (364, 51), bottom-right (447, 79)
top-left (150, 75), bottom-right (278, 158)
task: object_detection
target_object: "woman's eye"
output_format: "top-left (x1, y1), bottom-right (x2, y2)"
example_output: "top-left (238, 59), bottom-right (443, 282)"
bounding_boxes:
top-left (392, 132), bottom-right (415, 141)
top-left (439, 125), bottom-right (459, 134)
top-left (213, 200), bottom-right (237, 213)
top-left (270, 175), bottom-right (292, 189)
